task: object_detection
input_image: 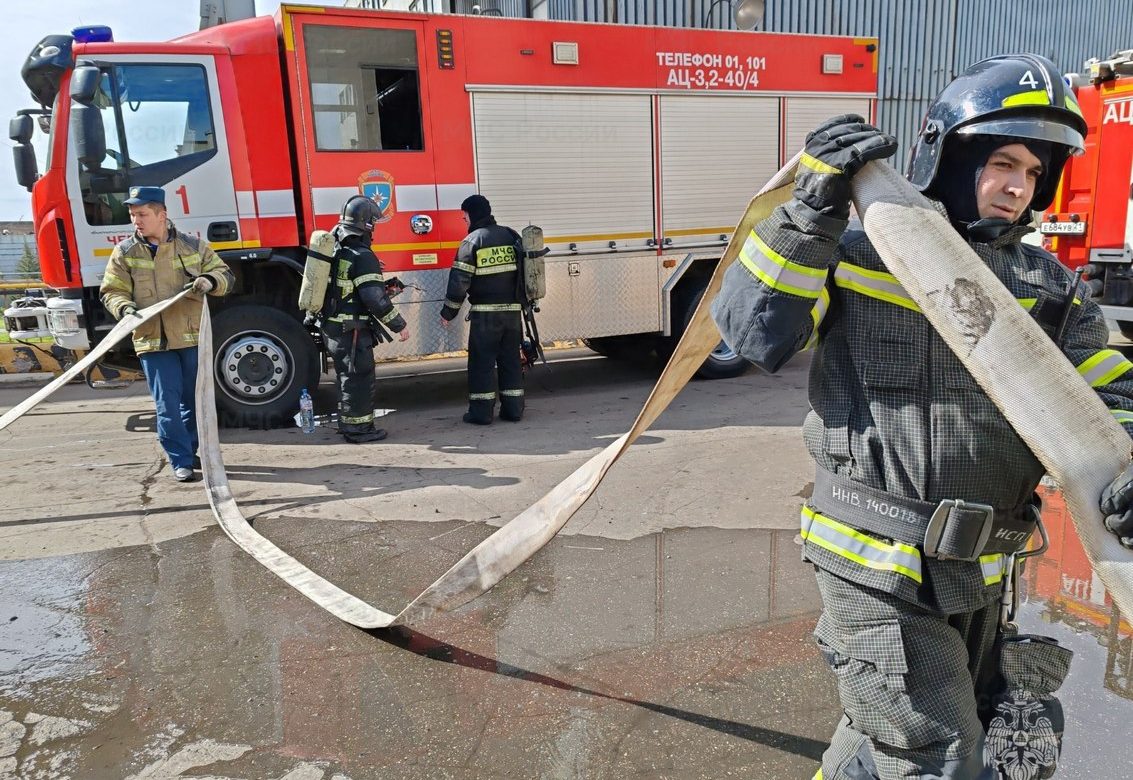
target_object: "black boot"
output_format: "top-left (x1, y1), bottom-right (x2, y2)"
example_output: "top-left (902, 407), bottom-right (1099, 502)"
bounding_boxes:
top-left (341, 425), bottom-right (388, 443)
top-left (462, 412), bottom-right (491, 425)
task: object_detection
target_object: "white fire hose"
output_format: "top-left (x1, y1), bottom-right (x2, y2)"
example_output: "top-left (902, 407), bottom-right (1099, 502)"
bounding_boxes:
top-left (4, 158), bottom-right (1132, 627)
top-left (0, 292), bottom-right (190, 433)
top-left (853, 160), bottom-right (1133, 620)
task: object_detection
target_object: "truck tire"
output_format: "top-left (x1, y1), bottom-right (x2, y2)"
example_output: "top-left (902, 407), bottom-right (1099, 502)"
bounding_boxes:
top-left (211, 304), bottom-right (320, 428)
top-left (582, 335), bottom-right (656, 362)
top-left (668, 283), bottom-right (751, 380)
top-left (1118, 322), bottom-right (1133, 341)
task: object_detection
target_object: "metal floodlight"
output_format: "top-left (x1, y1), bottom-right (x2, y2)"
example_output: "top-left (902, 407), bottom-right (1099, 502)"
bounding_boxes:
top-left (703, 0), bottom-right (764, 30)
top-left (734, 0), bottom-right (765, 30)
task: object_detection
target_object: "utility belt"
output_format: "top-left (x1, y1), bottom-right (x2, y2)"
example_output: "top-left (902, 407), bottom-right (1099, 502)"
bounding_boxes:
top-left (323, 313), bottom-right (392, 343)
top-left (811, 466), bottom-right (1038, 561)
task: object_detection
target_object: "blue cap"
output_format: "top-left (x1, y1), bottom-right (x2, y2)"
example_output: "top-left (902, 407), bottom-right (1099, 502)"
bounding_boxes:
top-left (124, 186), bottom-right (165, 206)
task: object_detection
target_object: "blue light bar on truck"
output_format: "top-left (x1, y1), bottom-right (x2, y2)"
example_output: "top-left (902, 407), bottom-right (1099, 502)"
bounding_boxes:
top-left (71, 26), bottom-right (113, 44)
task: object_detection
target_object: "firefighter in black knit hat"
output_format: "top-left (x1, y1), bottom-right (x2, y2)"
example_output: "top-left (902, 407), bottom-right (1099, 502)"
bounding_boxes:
top-left (440, 194), bottom-right (525, 424)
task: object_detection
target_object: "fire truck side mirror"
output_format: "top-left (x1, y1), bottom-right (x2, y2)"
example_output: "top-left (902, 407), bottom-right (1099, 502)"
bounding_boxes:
top-left (70, 105), bottom-right (106, 171)
top-left (69, 66), bottom-right (101, 106)
top-left (10, 114), bottom-right (38, 190)
top-left (9, 115), bottom-right (32, 144)
top-left (69, 65), bottom-right (107, 171)
top-left (13, 144), bottom-right (38, 191)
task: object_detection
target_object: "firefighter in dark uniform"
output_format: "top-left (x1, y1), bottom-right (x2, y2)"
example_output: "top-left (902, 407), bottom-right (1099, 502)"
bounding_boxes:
top-left (440, 195), bottom-right (525, 425)
top-left (713, 55), bottom-right (1133, 778)
top-left (322, 195), bottom-right (409, 443)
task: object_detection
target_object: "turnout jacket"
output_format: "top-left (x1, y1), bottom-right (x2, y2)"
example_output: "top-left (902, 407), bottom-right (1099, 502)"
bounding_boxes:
top-left (441, 217), bottom-right (522, 320)
top-left (100, 223), bottom-right (233, 354)
top-left (325, 233), bottom-right (406, 334)
top-left (713, 198), bottom-right (1133, 614)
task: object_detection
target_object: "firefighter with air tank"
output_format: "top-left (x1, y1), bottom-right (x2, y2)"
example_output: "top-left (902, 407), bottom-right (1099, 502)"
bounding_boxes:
top-left (319, 195), bottom-right (410, 443)
top-left (440, 195), bottom-right (528, 425)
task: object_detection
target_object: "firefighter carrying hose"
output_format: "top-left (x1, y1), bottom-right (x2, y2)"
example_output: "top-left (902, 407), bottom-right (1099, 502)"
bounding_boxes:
top-left (713, 55), bottom-right (1133, 778)
top-left (99, 185), bottom-right (233, 482)
top-left (440, 195), bottom-right (525, 425)
top-left (322, 195), bottom-right (409, 443)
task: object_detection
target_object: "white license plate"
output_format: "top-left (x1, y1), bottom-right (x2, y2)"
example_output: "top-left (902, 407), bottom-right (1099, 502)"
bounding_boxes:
top-left (1039, 221), bottom-right (1086, 235)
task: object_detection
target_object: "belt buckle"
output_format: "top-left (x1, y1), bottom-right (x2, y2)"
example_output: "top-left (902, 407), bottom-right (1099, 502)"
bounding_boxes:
top-left (923, 498), bottom-right (996, 561)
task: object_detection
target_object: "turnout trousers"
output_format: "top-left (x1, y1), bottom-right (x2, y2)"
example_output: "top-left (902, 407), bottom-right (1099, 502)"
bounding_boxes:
top-left (466, 310), bottom-right (524, 423)
top-left (813, 567), bottom-right (1003, 779)
top-left (322, 323), bottom-right (377, 434)
top-left (139, 346), bottom-right (199, 471)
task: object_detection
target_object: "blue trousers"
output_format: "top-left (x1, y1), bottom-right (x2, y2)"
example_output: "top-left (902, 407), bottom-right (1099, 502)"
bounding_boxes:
top-left (139, 347), bottom-right (199, 470)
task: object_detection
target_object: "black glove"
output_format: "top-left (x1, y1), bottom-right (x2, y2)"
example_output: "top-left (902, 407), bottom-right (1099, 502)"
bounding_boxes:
top-left (121, 305), bottom-right (141, 319)
top-left (385, 277), bottom-right (405, 298)
top-left (795, 113), bottom-right (898, 220)
top-left (1100, 460), bottom-right (1133, 548)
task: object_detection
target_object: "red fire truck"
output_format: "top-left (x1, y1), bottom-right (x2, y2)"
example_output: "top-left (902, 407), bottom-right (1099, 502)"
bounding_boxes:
top-left (11, 4), bottom-right (878, 426)
top-left (1041, 50), bottom-right (1133, 337)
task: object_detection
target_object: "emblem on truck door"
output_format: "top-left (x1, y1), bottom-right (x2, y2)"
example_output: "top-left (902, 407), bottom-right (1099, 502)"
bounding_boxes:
top-left (358, 169), bottom-right (395, 223)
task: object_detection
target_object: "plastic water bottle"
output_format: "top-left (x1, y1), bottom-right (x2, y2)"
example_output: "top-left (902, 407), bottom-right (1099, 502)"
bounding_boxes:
top-left (299, 388), bottom-right (315, 434)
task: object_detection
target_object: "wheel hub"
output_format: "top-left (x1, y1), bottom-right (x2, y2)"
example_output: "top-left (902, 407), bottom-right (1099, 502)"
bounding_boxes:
top-left (218, 335), bottom-right (289, 401)
top-left (711, 340), bottom-right (738, 361)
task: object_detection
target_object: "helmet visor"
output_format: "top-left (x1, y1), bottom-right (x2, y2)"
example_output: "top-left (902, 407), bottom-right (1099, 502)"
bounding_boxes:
top-left (956, 117), bottom-right (1084, 156)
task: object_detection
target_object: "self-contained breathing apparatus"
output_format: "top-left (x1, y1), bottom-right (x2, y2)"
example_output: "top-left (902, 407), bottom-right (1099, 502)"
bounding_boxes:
top-left (297, 231), bottom-right (407, 334)
top-left (515, 224), bottom-right (549, 370)
top-left (298, 229), bottom-right (336, 317)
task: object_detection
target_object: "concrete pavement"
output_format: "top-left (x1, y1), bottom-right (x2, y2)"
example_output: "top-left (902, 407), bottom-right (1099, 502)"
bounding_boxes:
top-left (1, 348), bottom-right (1132, 778)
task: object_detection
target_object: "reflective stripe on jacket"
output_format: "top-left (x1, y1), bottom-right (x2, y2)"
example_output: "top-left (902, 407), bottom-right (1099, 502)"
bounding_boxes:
top-left (99, 223), bottom-right (233, 354)
top-left (441, 219), bottom-right (522, 321)
top-left (324, 238), bottom-right (405, 332)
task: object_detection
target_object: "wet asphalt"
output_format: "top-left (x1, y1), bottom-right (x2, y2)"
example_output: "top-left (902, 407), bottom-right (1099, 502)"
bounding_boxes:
top-left (1, 347), bottom-right (1132, 778)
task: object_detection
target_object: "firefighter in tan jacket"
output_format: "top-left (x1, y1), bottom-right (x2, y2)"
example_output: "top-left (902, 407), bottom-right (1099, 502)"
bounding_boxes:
top-left (100, 186), bottom-right (233, 482)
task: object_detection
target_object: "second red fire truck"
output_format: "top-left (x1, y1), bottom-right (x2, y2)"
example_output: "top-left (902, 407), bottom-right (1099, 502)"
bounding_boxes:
top-left (1041, 50), bottom-right (1133, 336)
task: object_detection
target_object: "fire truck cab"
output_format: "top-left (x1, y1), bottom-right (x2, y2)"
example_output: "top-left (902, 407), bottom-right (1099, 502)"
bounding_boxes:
top-left (12, 5), bottom-right (878, 426)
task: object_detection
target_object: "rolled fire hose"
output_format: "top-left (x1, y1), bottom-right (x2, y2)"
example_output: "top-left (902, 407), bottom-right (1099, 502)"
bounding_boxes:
top-left (5, 157), bottom-right (1131, 626)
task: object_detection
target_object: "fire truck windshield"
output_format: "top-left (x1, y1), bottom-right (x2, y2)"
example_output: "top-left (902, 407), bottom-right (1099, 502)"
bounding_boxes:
top-left (76, 63), bottom-right (217, 226)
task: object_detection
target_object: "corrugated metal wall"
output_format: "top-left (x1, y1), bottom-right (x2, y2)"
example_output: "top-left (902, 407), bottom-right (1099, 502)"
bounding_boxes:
top-left (426, 0), bottom-right (1131, 162)
top-left (759, 0), bottom-right (1132, 162)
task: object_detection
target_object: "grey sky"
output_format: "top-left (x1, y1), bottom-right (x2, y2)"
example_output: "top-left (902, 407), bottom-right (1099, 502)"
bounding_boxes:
top-left (2, 0), bottom-right (296, 221)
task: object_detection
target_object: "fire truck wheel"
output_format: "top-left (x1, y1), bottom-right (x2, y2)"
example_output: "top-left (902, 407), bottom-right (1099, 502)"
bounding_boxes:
top-left (1118, 322), bottom-right (1133, 341)
top-left (210, 304), bottom-right (320, 429)
top-left (670, 284), bottom-right (751, 380)
top-left (582, 335), bottom-right (655, 362)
